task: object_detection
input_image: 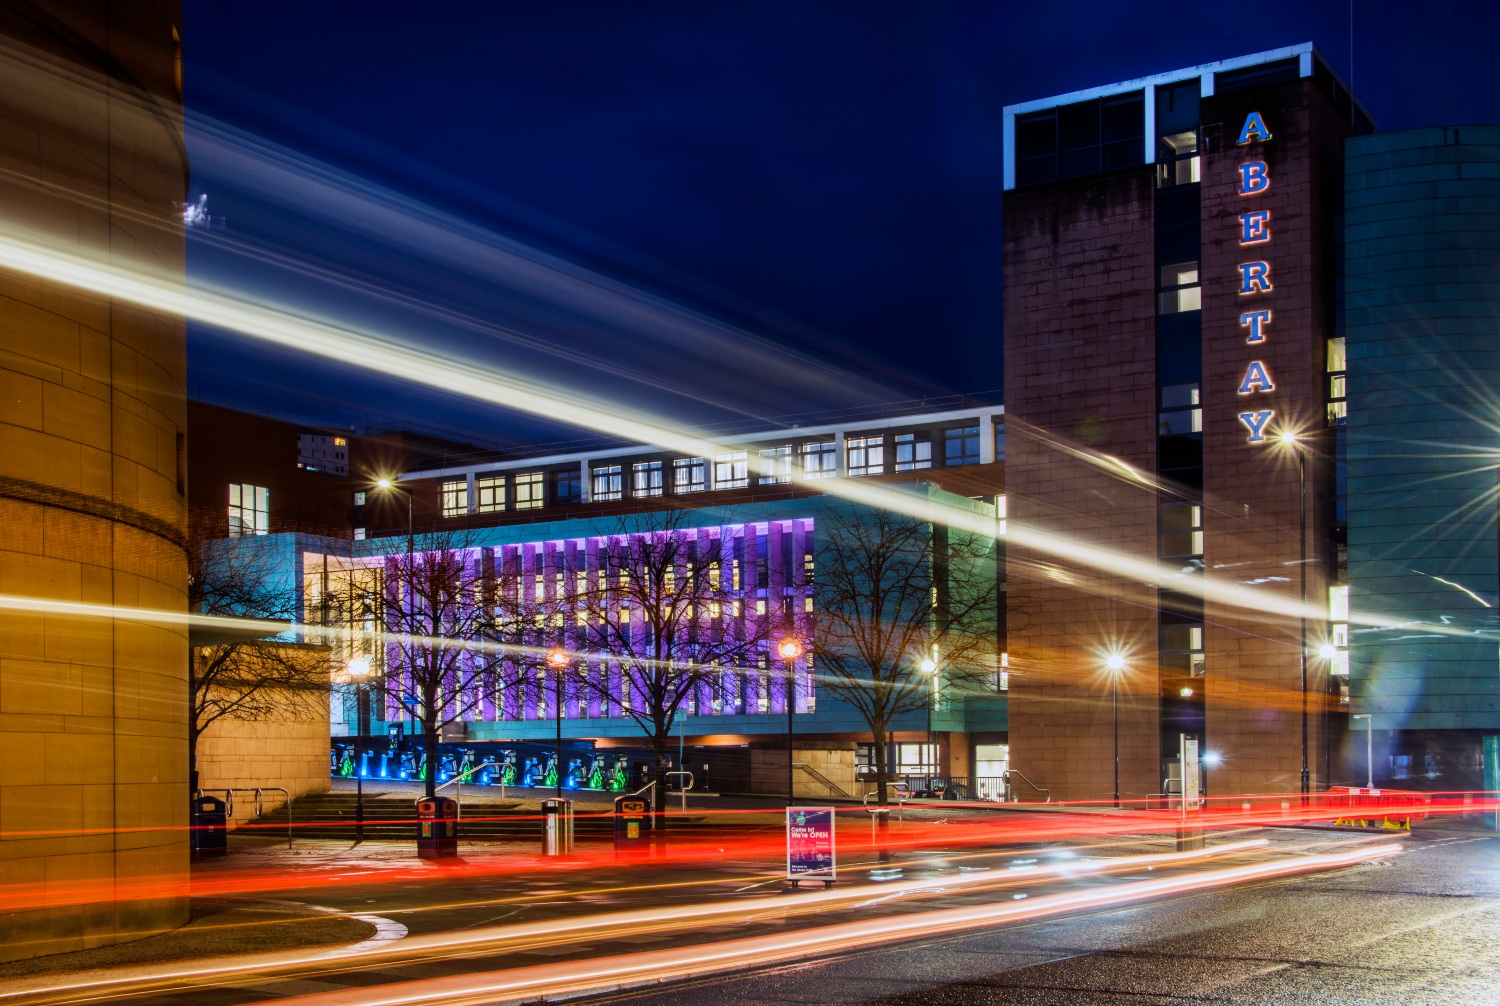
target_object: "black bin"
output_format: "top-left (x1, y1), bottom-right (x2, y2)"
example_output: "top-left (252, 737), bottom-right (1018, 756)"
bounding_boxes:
top-left (191, 795), bottom-right (227, 859)
top-left (614, 793), bottom-right (652, 857)
top-left (415, 795), bottom-right (458, 859)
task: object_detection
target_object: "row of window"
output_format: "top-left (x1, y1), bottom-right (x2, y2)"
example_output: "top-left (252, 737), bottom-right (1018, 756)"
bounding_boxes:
top-left (438, 426), bottom-right (1002, 516)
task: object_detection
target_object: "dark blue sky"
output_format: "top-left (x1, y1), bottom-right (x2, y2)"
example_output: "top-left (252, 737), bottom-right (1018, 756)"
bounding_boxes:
top-left (184, 1), bottom-right (1500, 446)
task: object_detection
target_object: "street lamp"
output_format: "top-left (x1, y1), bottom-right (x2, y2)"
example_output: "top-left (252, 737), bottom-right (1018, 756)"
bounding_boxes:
top-left (546, 646), bottom-right (571, 798)
top-left (778, 637), bottom-right (804, 804)
top-left (1280, 431), bottom-right (1310, 798)
top-left (372, 477), bottom-right (415, 741)
top-left (920, 651), bottom-right (939, 783)
top-left (1105, 653), bottom-right (1125, 808)
top-left (347, 655), bottom-right (371, 842)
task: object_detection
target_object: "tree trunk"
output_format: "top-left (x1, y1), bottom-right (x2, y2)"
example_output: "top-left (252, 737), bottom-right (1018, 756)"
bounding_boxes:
top-left (423, 717), bottom-right (440, 799)
top-left (652, 735), bottom-right (669, 849)
top-left (872, 722), bottom-right (891, 862)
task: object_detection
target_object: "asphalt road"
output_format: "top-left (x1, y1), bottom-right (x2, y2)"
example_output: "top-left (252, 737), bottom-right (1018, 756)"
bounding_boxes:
top-left (582, 827), bottom-right (1500, 1006)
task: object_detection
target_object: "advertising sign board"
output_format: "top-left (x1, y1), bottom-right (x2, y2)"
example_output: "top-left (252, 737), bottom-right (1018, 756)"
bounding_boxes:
top-left (786, 806), bottom-right (836, 887)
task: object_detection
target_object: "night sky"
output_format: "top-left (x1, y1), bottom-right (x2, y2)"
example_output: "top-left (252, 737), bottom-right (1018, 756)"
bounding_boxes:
top-left (183, 1), bottom-right (1500, 447)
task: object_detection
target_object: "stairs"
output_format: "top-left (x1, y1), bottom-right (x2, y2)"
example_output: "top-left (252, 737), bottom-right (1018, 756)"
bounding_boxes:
top-left (247, 791), bottom-right (698, 842)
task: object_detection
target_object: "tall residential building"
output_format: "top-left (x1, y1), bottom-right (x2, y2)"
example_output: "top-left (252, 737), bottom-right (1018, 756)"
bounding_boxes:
top-left (1002, 45), bottom-right (1369, 801)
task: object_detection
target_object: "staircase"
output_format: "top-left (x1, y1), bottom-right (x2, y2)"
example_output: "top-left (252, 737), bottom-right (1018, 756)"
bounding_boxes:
top-left (247, 791), bottom-right (704, 842)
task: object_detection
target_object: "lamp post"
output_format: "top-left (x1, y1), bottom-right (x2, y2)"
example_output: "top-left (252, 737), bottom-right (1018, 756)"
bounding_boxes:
top-left (347, 655), bottom-right (371, 842)
top-left (546, 646), bottom-right (570, 798)
top-left (920, 651), bottom-right (939, 786)
top-left (1280, 433), bottom-right (1310, 798)
top-left (374, 478), bottom-right (414, 741)
top-left (1352, 713), bottom-right (1374, 788)
top-left (1105, 654), bottom-right (1125, 808)
top-left (778, 638), bottom-right (804, 804)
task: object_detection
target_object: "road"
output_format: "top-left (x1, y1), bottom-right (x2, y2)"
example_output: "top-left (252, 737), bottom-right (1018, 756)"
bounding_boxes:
top-left (583, 828), bottom-right (1500, 1006)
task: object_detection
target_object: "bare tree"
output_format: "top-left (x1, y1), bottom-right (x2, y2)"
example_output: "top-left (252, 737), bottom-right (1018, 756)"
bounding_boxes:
top-left (814, 502), bottom-right (1001, 828)
top-left (366, 528), bottom-right (497, 799)
top-left (188, 517), bottom-right (329, 795)
top-left (569, 512), bottom-right (783, 808)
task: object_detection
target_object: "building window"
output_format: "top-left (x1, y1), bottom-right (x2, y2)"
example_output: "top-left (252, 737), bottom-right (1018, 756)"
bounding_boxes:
top-left (353, 527), bottom-right (366, 540)
top-left (759, 447), bottom-right (791, 485)
top-left (800, 442), bottom-right (837, 479)
top-left (1158, 261), bottom-right (1201, 314)
top-left (1161, 621), bottom-right (1205, 677)
top-left (352, 491), bottom-right (366, 506)
top-left (475, 475), bottom-right (506, 513)
top-left (592, 464), bottom-right (623, 501)
top-left (846, 436), bottom-right (884, 476)
top-left (632, 460), bottom-right (664, 497)
top-left (714, 451), bottom-right (748, 489)
top-left (441, 479), bottom-right (468, 517)
top-left (553, 469), bottom-right (582, 504)
top-left (1327, 336), bottom-right (1348, 426)
top-left (894, 433), bottom-right (931, 471)
top-left (994, 423), bottom-right (1006, 462)
top-left (228, 483), bottom-right (268, 536)
top-left (944, 427), bottom-right (980, 466)
top-left (1014, 92), bottom-right (1144, 188)
top-left (515, 472), bottom-right (544, 509)
top-left (1158, 383), bottom-right (1202, 436)
top-left (673, 457), bottom-right (707, 493)
top-left (1160, 503), bottom-right (1203, 559)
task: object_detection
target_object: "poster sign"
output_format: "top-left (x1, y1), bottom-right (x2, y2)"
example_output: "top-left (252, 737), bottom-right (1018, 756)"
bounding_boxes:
top-left (1181, 735), bottom-right (1200, 811)
top-left (786, 806), bottom-right (836, 885)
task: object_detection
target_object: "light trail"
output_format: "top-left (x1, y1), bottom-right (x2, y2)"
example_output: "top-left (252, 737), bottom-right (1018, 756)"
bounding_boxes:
top-left (0, 221), bottom-right (1438, 636)
top-left (232, 841), bottom-right (1401, 1006)
top-left (0, 840), bottom-right (1272, 1003)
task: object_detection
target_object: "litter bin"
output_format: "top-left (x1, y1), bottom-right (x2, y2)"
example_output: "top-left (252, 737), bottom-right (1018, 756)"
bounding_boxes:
top-left (614, 793), bottom-right (651, 857)
top-left (541, 797), bottom-right (574, 856)
top-left (415, 795), bottom-right (458, 860)
top-left (191, 795), bottom-right (227, 859)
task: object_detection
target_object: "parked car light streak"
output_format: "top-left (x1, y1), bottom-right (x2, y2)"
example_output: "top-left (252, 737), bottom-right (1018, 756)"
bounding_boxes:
top-left (242, 843), bottom-right (1403, 1006)
top-left (0, 841), bottom-right (1271, 1002)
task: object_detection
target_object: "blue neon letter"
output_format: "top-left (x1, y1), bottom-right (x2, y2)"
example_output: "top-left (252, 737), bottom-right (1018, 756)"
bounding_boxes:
top-left (1238, 360), bottom-right (1275, 394)
top-left (1238, 161), bottom-right (1270, 195)
top-left (1239, 209), bottom-right (1272, 245)
top-left (1238, 261), bottom-right (1272, 294)
top-left (1236, 111), bottom-right (1272, 144)
top-left (1239, 309), bottom-right (1272, 343)
top-left (1239, 410), bottom-right (1275, 443)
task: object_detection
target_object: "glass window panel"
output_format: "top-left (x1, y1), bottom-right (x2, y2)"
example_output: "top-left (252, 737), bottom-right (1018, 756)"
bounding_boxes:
top-left (1161, 504), bottom-right (1202, 530)
top-left (714, 451), bottom-right (748, 489)
top-left (799, 442), bottom-right (838, 479)
top-left (758, 447), bottom-right (791, 485)
top-left (894, 433), bottom-right (932, 471)
top-left (1327, 336), bottom-right (1347, 373)
top-left (944, 427), bottom-right (980, 466)
top-left (514, 472), bottom-right (544, 509)
top-left (846, 437), bottom-right (884, 477)
top-left (592, 465), bottom-right (623, 501)
top-left (475, 475), bottom-right (506, 513)
top-left (1161, 383), bottom-right (1201, 408)
top-left (632, 461), bottom-right (664, 496)
top-left (673, 457), bottom-right (707, 493)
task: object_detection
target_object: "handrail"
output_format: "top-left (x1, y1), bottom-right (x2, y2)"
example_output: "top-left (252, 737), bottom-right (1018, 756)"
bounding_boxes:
top-left (862, 782), bottom-right (910, 822)
top-left (197, 786), bottom-right (294, 848)
top-left (437, 761), bottom-right (502, 819)
top-left (664, 771), bottom-right (694, 814)
top-left (792, 762), bottom-right (851, 799)
top-left (1004, 769), bottom-right (1051, 804)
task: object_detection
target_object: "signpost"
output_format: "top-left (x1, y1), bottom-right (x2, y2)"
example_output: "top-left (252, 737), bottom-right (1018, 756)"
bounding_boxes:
top-left (786, 806), bottom-right (836, 888)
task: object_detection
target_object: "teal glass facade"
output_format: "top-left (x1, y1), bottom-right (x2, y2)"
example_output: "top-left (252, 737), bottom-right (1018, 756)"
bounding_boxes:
top-left (1345, 127), bottom-right (1500, 784)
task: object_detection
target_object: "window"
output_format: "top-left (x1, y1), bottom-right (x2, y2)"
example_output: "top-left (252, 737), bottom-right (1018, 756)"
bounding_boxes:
top-left (1161, 621), bottom-right (1206, 677)
top-left (1160, 503), bottom-right (1203, 559)
top-left (1014, 92), bottom-right (1144, 188)
top-left (514, 472), bottom-right (544, 509)
top-left (994, 423), bottom-right (1006, 462)
top-left (673, 457), bottom-right (707, 493)
top-left (228, 483), bottom-right (268, 536)
top-left (353, 527), bottom-right (366, 540)
top-left (1156, 129), bottom-right (1201, 187)
top-left (352, 491), bottom-right (366, 506)
top-left (592, 464), bottom-right (623, 501)
top-left (632, 460), bottom-right (664, 497)
top-left (846, 436), bottom-right (884, 476)
top-left (472, 475), bottom-right (505, 513)
top-left (714, 451), bottom-right (748, 489)
top-left (441, 479), bottom-right (468, 517)
top-left (944, 427), bottom-right (980, 466)
top-left (1327, 337), bottom-right (1348, 426)
top-left (800, 442), bottom-right (837, 479)
top-left (1158, 261), bottom-right (1201, 314)
top-left (553, 469), bottom-right (582, 504)
top-left (759, 447), bottom-right (791, 485)
top-left (1158, 383), bottom-right (1203, 436)
top-left (894, 433), bottom-right (931, 471)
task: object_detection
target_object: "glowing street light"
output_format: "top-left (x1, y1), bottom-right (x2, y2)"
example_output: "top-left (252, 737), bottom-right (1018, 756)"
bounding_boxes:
top-left (1318, 643), bottom-right (1338, 659)
top-left (546, 646), bottom-right (571, 797)
top-left (347, 655), bottom-right (371, 677)
top-left (1104, 654), bottom-right (1125, 808)
top-left (778, 637), bottom-right (803, 803)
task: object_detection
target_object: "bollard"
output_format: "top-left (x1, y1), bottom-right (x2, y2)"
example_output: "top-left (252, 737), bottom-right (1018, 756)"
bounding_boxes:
top-left (541, 798), bottom-right (573, 856)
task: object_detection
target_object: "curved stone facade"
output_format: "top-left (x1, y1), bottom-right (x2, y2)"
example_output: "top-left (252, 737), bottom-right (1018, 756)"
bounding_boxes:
top-left (0, 2), bottom-right (189, 961)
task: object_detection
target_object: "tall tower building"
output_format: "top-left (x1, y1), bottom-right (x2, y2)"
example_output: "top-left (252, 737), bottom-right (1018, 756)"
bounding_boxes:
top-left (0, 3), bottom-right (189, 960)
top-left (1002, 45), bottom-right (1369, 801)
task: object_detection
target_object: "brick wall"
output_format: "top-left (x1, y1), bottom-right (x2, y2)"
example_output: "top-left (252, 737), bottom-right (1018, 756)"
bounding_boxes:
top-left (1002, 169), bottom-right (1164, 803)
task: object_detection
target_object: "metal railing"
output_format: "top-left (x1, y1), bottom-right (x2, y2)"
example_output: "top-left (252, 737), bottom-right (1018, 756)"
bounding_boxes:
top-left (1004, 769), bottom-right (1051, 803)
top-left (863, 782), bottom-right (910, 822)
top-left (437, 761), bottom-right (503, 818)
top-left (197, 786), bottom-right (294, 848)
top-left (664, 771), bottom-right (694, 814)
top-left (793, 762), bottom-right (852, 799)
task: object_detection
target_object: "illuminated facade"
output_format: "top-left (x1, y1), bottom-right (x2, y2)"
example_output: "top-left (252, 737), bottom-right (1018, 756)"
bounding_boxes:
top-left (1002, 44), bottom-right (1367, 801)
